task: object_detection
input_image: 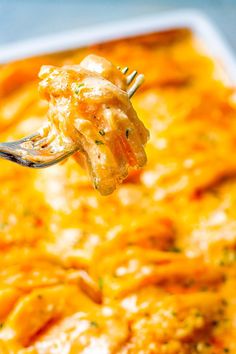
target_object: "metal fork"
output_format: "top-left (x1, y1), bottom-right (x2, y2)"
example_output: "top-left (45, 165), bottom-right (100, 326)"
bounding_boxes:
top-left (0, 68), bottom-right (144, 168)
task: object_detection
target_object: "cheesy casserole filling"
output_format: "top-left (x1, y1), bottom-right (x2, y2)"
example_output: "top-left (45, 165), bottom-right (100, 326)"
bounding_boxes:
top-left (0, 29), bottom-right (235, 353)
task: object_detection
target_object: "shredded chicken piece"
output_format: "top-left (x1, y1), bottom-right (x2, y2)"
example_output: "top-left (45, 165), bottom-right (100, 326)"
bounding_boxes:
top-left (38, 55), bottom-right (149, 195)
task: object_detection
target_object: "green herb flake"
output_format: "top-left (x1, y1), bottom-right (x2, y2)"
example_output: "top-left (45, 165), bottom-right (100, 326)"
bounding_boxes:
top-left (194, 311), bottom-right (202, 318)
top-left (95, 140), bottom-right (104, 145)
top-left (99, 130), bottom-right (106, 136)
top-left (0, 222), bottom-right (7, 230)
top-left (125, 128), bottom-right (131, 139)
top-left (98, 277), bottom-right (103, 290)
top-left (169, 246), bottom-right (181, 253)
top-left (90, 321), bottom-right (99, 328)
top-left (74, 83), bottom-right (85, 94)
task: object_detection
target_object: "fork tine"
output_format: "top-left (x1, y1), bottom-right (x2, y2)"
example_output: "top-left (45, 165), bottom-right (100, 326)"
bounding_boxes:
top-left (33, 132), bottom-right (55, 149)
top-left (121, 66), bottom-right (129, 74)
top-left (33, 137), bottom-right (50, 149)
top-left (127, 74), bottom-right (144, 98)
top-left (126, 70), bottom-right (137, 85)
top-left (118, 66), bottom-right (143, 96)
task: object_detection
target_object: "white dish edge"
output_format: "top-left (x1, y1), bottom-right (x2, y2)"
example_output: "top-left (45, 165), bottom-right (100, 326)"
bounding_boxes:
top-left (0, 9), bottom-right (236, 82)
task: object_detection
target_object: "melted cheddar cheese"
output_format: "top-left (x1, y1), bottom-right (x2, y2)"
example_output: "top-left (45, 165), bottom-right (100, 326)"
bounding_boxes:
top-left (0, 29), bottom-right (236, 353)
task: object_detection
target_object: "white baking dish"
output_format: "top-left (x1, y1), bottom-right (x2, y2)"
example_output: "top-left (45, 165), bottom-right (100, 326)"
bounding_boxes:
top-left (1, 9), bottom-right (236, 83)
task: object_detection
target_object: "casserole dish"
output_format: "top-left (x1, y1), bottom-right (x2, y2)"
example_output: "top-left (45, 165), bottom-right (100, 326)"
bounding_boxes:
top-left (1, 9), bottom-right (236, 80)
top-left (0, 9), bottom-right (236, 353)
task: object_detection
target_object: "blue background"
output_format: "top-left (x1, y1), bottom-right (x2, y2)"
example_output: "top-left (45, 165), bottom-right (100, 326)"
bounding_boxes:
top-left (0, 0), bottom-right (235, 51)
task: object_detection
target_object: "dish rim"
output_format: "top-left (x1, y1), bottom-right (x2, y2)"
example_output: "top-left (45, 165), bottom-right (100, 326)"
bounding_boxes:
top-left (0, 9), bottom-right (236, 82)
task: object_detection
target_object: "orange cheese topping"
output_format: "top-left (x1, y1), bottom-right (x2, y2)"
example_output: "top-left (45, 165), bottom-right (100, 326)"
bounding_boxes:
top-left (0, 29), bottom-right (235, 353)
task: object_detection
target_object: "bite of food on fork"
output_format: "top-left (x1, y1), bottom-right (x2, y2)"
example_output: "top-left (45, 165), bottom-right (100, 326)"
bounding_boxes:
top-left (0, 54), bottom-right (149, 195)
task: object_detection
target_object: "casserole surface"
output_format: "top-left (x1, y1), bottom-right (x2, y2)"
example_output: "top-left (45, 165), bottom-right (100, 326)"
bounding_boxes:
top-left (0, 27), bottom-right (236, 353)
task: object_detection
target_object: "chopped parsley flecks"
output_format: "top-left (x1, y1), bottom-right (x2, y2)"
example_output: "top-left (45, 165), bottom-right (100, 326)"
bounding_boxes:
top-left (0, 222), bottom-right (7, 229)
top-left (194, 310), bottom-right (202, 318)
top-left (95, 140), bottom-right (104, 145)
top-left (98, 277), bottom-right (103, 291)
top-left (90, 321), bottom-right (99, 328)
top-left (99, 130), bottom-right (106, 136)
top-left (169, 246), bottom-right (181, 253)
top-left (126, 128), bottom-right (131, 139)
top-left (94, 178), bottom-right (99, 190)
top-left (74, 83), bottom-right (85, 94)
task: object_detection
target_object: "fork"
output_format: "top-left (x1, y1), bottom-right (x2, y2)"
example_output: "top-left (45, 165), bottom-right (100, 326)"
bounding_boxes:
top-left (0, 68), bottom-right (144, 168)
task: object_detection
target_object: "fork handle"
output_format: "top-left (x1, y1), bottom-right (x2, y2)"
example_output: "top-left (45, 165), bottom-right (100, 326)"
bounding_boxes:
top-left (0, 142), bottom-right (76, 168)
top-left (0, 143), bottom-right (36, 167)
